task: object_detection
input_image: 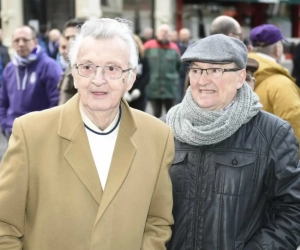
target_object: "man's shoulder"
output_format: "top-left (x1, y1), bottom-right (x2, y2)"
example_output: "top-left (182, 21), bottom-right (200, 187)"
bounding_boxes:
top-left (144, 39), bottom-right (158, 50)
top-left (131, 108), bottom-right (171, 132)
top-left (251, 110), bottom-right (289, 131)
top-left (18, 105), bottom-right (62, 129)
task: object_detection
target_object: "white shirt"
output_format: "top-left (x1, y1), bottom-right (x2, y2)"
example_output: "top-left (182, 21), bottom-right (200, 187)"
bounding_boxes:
top-left (80, 106), bottom-right (121, 189)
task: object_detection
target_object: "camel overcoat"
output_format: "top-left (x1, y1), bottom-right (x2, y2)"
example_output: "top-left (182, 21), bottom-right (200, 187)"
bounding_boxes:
top-left (0, 94), bottom-right (174, 250)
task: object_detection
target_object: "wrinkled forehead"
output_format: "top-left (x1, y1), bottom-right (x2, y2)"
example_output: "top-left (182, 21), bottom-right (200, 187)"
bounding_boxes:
top-left (77, 36), bottom-right (130, 64)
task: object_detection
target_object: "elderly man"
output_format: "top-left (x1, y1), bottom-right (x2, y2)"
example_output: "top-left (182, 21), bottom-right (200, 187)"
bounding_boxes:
top-left (0, 25), bottom-right (61, 140)
top-left (0, 18), bottom-right (174, 250)
top-left (248, 24), bottom-right (300, 156)
top-left (165, 34), bottom-right (300, 250)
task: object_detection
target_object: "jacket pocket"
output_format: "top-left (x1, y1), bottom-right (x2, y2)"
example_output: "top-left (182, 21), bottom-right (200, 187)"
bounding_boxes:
top-left (214, 152), bottom-right (257, 197)
top-left (170, 151), bottom-right (189, 194)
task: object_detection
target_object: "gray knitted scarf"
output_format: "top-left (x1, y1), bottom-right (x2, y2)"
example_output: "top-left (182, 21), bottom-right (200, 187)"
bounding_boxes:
top-left (166, 83), bottom-right (262, 146)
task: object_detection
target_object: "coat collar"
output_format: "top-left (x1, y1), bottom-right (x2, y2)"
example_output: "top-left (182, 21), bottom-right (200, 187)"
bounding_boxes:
top-left (58, 94), bottom-right (137, 218)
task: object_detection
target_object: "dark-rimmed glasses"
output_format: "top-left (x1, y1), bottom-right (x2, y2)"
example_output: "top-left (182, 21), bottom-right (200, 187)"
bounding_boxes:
top-left (188, 67), bottom-right (241, 79)
top-left (74, 64), bottom-right (132, 80)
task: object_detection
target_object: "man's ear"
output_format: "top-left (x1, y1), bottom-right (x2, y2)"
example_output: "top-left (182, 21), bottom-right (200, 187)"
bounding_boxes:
top-left (71, 68), bottom-right (78, 89)
top-left (125, 71), bottom-right (136, 91)
top-left (237, 69), bottom-right (246, 89)
top-left (274, 42), bottom-right (282, 58)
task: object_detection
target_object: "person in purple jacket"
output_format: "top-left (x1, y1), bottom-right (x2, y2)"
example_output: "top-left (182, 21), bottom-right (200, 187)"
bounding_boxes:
top-left (0, 25), bottom-right (62, 139)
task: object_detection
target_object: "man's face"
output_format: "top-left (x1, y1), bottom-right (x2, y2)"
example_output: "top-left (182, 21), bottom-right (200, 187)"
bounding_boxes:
top-left (72, 36), bottom-right (136, 114)
top-left (12, 27), bottom-right (37, 57)
top-left (64, 27), bottom-right (77, 47)
top-left (156, 25), bottom-right (170, 43)
top-left (179, 29), bottom-right (190, 44)
top-left (189, 62), bottom-right (245, 111)
top-left (59, 36), bottom-right (68, 61)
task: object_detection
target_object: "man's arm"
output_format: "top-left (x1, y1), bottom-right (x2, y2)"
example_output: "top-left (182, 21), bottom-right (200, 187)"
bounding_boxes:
top-left (244, 123), bottom-right (300, 250)
top-left (0, 118), bottom-right (28, 249)
top-left (141, 127), bottom-right (174, 250)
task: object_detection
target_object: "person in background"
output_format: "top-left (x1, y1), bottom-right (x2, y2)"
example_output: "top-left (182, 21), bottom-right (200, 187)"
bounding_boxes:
top-left (0, 25), bottom-right (61, 140)
top-left (165, 34), bottom-right (300, 250)
top-left (209, 16), bottom-right (259, 91)
top-left (124, 34), bottom-right (150, 111)
top-left (141, 27), bottom-right (153, 43)
top-left (169, 30), bottom-right (178, 43)
top-left (46, 29), bottom-right (61, 59)
top-left (0, 29), bottom-right (11, 86)
top-left (245, 57), bottom-right (259, 90)
top-left (0, 29), bottom-right (11, 69)
top-left (176, 28), bottom-right (193, 103)
top-left (56, 35), bottom-right (68, 71)
top-left (144, 24), bottom-right (181, 117)
top-left (210, 15), bottom-right (243, 40)
top-left (248, 24), bottom-right (300, 156)
top-left (58, 17), bottom-right (87, 105)
top-left (0, 17), bottom-right (174, 250)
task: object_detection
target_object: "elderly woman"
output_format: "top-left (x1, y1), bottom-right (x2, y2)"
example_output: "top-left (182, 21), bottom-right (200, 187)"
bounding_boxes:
top-left (165, 34), bottom-right (300, 250)
top-left (0, 18), bottom-right (174, 250)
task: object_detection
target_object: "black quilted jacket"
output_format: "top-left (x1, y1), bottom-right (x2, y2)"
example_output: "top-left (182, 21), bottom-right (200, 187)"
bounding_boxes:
top-left (166, 111), bottom-right (300, 250)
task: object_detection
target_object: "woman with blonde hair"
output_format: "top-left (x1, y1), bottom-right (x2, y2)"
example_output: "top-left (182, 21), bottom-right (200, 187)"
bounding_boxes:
top-left (124, 34), bottom-right (150, 111)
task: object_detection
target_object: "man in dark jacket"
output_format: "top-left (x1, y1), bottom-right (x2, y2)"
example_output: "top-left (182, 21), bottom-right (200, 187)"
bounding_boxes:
top-left (165, 34), bottom-right (300, 250)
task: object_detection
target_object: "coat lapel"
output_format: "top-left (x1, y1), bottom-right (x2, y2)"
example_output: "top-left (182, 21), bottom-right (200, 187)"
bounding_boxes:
top-left (58, 95), bottom-right (103, 205)
top-left (95, 100), bottom-right (137, 222)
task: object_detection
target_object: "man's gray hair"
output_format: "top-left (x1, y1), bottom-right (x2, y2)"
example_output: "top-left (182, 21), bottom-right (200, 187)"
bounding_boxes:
top-left (68, 18), bottom-right (138, 70)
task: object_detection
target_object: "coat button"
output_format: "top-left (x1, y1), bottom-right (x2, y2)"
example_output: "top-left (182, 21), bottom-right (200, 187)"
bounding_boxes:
top-left (232, 159), bottom-right (238, 165)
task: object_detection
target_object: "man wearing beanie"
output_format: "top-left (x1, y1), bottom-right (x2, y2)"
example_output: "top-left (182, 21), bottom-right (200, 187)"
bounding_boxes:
top-left (165, 34), bottom-right (300, 250)
top-left (248, 24), bottom-right (300, 156)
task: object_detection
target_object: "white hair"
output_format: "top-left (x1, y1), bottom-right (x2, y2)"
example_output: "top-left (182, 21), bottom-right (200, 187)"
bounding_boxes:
top-left (68, 18), bottom-right (138, 71)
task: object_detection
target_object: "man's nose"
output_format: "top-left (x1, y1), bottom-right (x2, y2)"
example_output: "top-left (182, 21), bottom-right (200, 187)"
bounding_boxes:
top-left (197, 71), bottom-right (210, 85)
top-left (93, 67), bottom-right (106, 83)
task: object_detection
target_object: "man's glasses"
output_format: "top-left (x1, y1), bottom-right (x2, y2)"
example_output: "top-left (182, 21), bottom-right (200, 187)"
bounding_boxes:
top-left (188, 67), bottom-right (241, 79)
top-left (75, 64), bottom-right (132, 80)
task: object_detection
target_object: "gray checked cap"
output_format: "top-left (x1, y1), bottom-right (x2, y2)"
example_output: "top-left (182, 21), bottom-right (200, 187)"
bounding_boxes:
top-left (181, 34), bottom-right (248, 69)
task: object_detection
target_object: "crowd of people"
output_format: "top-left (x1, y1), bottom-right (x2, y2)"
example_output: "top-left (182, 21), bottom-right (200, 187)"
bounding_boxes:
top-left (0, 14), bottom-right (300, 250)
